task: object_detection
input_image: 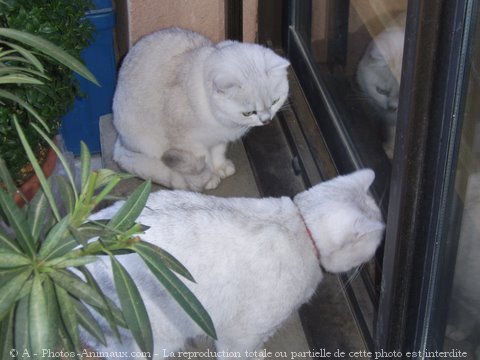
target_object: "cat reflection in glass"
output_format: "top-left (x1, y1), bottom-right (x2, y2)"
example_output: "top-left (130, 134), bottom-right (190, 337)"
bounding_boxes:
top-left (112, 28), bottom-right (290, 191)
top-left (357, 14), bottom-right (406, 159)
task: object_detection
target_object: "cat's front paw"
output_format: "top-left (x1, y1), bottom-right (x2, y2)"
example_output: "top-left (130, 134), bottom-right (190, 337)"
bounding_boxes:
top-left (204, 174), bottom-right (222, 190)
top-left (215, 159), bottom-right (236, 179)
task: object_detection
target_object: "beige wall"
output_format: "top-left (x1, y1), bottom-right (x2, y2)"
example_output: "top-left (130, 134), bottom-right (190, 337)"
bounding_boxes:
top-left (115, 0), bottom-right (258, 57)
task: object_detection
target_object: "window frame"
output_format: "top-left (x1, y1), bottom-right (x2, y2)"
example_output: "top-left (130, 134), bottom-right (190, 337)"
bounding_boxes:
top-left (282, 0), bottom-right (479, 354)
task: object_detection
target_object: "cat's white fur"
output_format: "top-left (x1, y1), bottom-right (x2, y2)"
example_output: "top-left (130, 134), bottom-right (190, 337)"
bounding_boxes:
top-left (356, 14), bottom-right (406, 158)
top-left (84, 169), bottom-right (384, 359)
top-left (112, 28), bottom-right (290, 191)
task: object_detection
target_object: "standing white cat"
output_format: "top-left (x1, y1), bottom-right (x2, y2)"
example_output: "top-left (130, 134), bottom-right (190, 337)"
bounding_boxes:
top-left (84, 170), bottom-right (384, 359)
top-left (112, 28), bottom-right (290, 191)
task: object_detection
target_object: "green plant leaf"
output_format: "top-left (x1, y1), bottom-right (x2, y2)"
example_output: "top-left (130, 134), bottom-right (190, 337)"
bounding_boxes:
top-left (29, 275), bottom-right (52, 359)
top-left (0, 189), bottom-right (35, 258)
top-left (14, 295), bottom-right (30, 359)
top-left (40, 237), bottom-right (78, 263)
top-left (55, 284), bottom-right (81, 352)
top-left (80, 142), bottom-right (91, 190)
top-left (0, 67), bottom-right (49, 82)
top-left (48, 269), bottom-right (107, 310)
top-left (55, 175), bottom-right (76, 213)
top-left (107, 181), bottom-right (151, 232)
top-left (111, 256), bottom-right (153, 357)
top-left (31, 124), bottom-right (79, 202)
top-left (0, 249), bottom-right (31, 269)
top-left (0, 89), bottom-right (49, 131)
top-left (0, 268), bottom-right (27, 288)
top-left (42, 276), bottom-right (58, 330)
top-left (38, 215), bottom-right (71, 259)
top-left (79, 266), bottom-right (125, 339)
top-left (72, 297), bottom-right (107, 346)
top-left (0, 268), bottom-right (30, 321)
top-left (14, 116), bottom-right (60, 221)
top-left (139, 252), bottom-right (217, 339)
top-left (0, 157), bottom-right (17, 197)
top-left (0, 226), bottom-right (21, 254)
top-left (133, 241), bottom-right (195, 282)
top-left (0, 39), bottom-right (44, 72)
top-left (27, 188), bottom-right (50, 244)
top-left (0, 28), bottom-right (99, 86)
top-left (0, 308), bottom-right (14, 360)
top-left (0, 74), bottom-right (44, 85)
top-left (48, 255), bottom-right (97, 268)
top-left (15, 278), bottom-right (33, 302)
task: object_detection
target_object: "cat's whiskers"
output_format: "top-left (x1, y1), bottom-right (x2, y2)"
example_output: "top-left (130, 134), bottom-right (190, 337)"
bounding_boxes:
top-left (336, 265), bottom-right (364, 296)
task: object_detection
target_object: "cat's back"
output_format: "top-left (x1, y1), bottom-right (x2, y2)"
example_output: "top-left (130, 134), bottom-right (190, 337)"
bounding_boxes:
top-left (117, 28), bottom-right (211, 83)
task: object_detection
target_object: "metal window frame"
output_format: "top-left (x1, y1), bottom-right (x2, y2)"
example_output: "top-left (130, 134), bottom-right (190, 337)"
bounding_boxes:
top-left (283, 0), bottom-right (479, 354)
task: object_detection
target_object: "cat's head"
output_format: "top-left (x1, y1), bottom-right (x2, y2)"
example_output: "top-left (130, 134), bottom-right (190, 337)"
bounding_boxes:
top-left (204, 42), bottom-right (289, 128)
top-left (294, 169), bottom-right (385, 273)
top-left (356, 27), bottom-right (404, 112)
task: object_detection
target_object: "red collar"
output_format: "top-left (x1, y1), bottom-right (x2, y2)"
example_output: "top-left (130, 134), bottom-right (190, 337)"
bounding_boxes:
top-left (298, 212), bottom-right (320, 259)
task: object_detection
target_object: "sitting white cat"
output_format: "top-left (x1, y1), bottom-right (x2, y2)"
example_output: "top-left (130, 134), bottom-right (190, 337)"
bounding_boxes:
top-left (112, 27), bottom-right (290, 191)
top-left (356, 14), bottom-right (406, 159)
top-left (84, 169), bottom-right (385, 359)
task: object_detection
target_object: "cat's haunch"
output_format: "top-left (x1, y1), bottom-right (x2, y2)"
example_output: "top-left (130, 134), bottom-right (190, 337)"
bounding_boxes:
top-left (112, 28), bottom-right (290, 191)
top-left (84, 169), bottom-right (384, 359)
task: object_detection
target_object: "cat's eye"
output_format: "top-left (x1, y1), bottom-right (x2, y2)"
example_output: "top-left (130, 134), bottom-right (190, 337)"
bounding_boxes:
top-left (242, 111), bottom-right (257, 117)
top-left (271, 98), bottom-right (280, 106)
top-left (376, 86), bottom-right (390, 96)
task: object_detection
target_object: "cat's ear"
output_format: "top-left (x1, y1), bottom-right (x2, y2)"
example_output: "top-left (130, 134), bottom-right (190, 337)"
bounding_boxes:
top-left (369, 45), bottom-right (388, 65)
top-left (351, 169), bottom-right (375, 191)
top-left (212, 76), bottom-right (240, 98)
top-left (161, 149), bottom-right (206, 175)
top-left (267, 56), bottom-right (290, 75)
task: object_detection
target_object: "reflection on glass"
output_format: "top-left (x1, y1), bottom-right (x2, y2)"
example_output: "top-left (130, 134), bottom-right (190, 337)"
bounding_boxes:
top-left (309, 0), bottom-right (407, 160)
top-left (356, 13), bottom-right (405, 158)
top-left (445, 20), bottom-right (480, 359)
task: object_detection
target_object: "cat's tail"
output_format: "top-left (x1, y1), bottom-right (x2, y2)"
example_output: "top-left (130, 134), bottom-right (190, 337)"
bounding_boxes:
top-left (112, 139), bottom-right (185, 189)
top-left (113, 139), bottom-right (214, 191)
top-left (161, 148), bottom-right (206, 175)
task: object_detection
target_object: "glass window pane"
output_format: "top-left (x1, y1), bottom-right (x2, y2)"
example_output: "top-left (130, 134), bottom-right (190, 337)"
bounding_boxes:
top-left (445, 18), bottom-right (480, 358)
top-left (305, 0), bottom-right (408, 161)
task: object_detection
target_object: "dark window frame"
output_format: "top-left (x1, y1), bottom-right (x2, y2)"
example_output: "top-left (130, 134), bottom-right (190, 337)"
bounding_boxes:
top-left (280, 0), bottom-right (479, 354)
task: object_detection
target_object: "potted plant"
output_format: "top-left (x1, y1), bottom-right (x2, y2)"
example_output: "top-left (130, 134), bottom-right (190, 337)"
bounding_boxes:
top-left (0, 122), bottom-right (216, 358)
top-left (0, 0), bottom-right (95, 192)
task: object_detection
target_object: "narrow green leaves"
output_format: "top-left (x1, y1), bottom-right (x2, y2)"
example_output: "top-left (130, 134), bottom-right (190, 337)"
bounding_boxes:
top-left (80, 142), bottom-right (91, 189)
top-left (55, 285), bottom-right (81, 352)
top-left (27, 189), bottom-right (51, 244)
top-left (14, 116), bottom-right (60, 221)
top-left (0, 226), bottom-right (21, 253)
top-left (108, 181), bottom-right (151, 231)
top-left (137, 248), bottom-right (217, 339)
top-left (0, 28), bottom-right (99, 86)
top-left (111, 256), bottom-right (153, 357)
top-left (0, 309), bottom-right (14, 360)
top-left (38, 215), bottom-right (71, 259)
top-left (0, 89), bottom-right (49, 130)
top-left (48, 270), bottom-right (107, 310)
top-left (0, 190), bottom-right (35, 257)
top-left (0, 157), bottom-right (17, 196)
top-left (0, 269), bottom-right (30, 321)
top-left (134, 241), bottom-right (195, 282)
top-left (29, 276), bottom-right (52, 359)
top-left (0, 250), bottom-right (30, 268)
